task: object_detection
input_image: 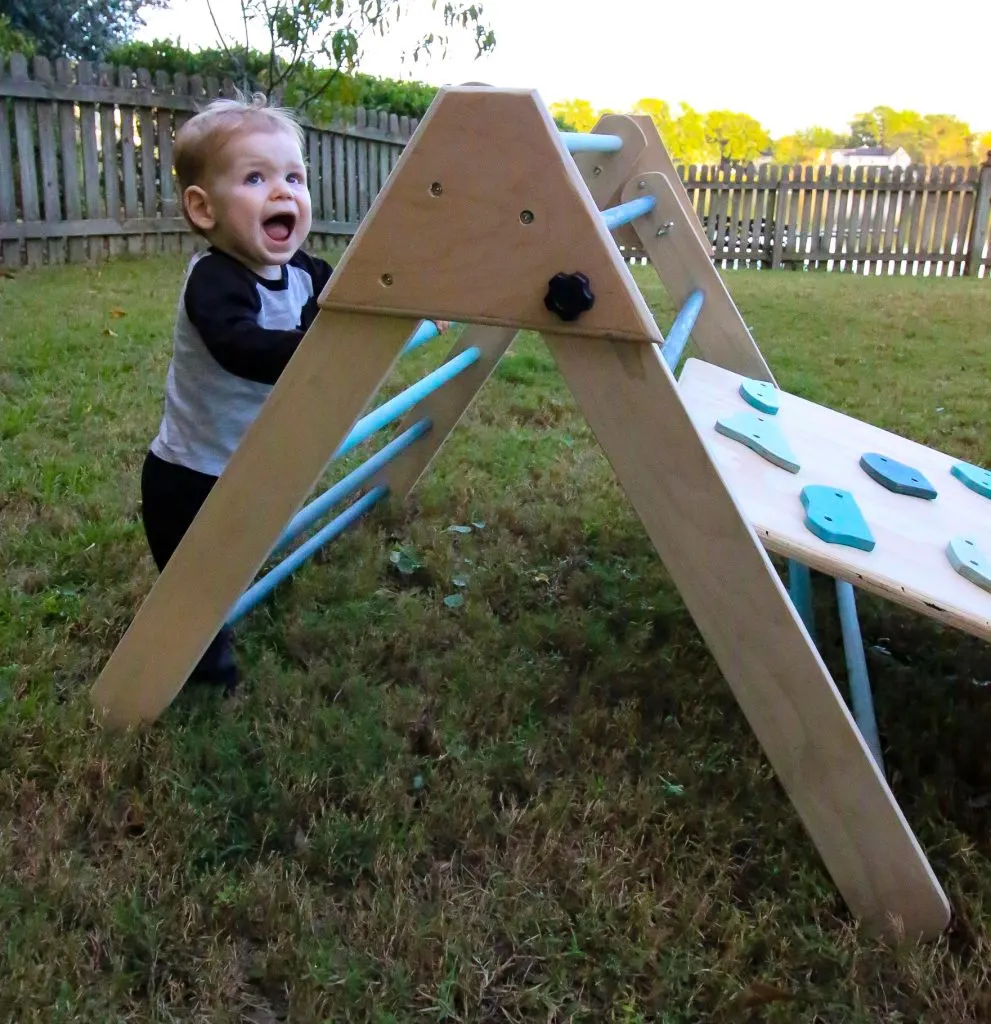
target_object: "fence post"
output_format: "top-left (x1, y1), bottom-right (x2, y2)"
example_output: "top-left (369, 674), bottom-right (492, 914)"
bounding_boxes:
top-left (965, 151), bottom-right (991, 277)
top-left (771, 170), bottom-right (789, 269)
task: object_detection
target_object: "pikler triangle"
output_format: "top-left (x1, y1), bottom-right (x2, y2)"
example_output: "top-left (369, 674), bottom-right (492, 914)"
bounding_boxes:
top-left (89, 86), bottom-right (950, 943)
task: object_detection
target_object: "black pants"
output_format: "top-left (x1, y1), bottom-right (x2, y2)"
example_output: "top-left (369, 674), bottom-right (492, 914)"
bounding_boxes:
top-left (140, 450), bottom-right (238, 688)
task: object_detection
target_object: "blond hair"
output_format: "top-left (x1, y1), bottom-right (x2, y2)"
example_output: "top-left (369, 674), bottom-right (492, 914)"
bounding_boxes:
top-left (173, 91), bottom-right (304, 229)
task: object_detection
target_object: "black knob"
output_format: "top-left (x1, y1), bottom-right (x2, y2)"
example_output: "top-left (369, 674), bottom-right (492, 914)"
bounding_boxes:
top-left (544, 271), bottom-right (595, 322)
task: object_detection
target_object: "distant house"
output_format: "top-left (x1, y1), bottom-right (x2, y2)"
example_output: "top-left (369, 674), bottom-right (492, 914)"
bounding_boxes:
top-left (828, 146), bottom-right (912, 169)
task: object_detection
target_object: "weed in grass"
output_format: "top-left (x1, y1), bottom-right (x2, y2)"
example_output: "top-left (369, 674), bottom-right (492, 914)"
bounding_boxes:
top-left (2, 255), bottom-right (991, 1020)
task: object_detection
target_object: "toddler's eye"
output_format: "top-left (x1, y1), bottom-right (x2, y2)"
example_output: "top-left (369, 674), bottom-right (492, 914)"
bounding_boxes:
top-left (245, 171), bottom-right (263, 184)
top-left (288, 172), bottom-right (305, 184)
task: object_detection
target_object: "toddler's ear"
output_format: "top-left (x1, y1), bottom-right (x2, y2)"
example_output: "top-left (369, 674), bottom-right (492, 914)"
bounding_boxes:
top-left (184, 186), bottom-right (216, 233)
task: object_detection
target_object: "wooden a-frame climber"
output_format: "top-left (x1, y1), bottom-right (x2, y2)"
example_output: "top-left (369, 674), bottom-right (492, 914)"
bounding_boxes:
top-left (90, 86), bottom-right (953, 942)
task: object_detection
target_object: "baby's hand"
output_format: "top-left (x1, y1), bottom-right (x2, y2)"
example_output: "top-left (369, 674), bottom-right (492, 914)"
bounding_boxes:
top-left (433, 320), bottom-right (452, 333)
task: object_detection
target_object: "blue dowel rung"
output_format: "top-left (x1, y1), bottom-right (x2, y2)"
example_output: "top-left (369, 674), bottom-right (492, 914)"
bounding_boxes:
top-left (334, 345), bottom-right (481, 460)
top-left (227, 486), bottom-right (389, 625)
top-left (273, 418), bottom-right (431, 555)
top-left (661, 290), bottom-right (705, 371)
top-left (402, 319), bottom-right (441, 355)
top-left (559, 131), bottom-right (624, 153)
top-left (601, 195), bottom-right (657, 232)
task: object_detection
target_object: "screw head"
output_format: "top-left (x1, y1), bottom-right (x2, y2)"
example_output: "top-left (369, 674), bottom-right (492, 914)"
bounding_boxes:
top-left (519, 209), bottom-right (534, 224)
top-left (429, 181), bottom-right (443, 196)
top-left (380, 273), bottom-right (394, 286)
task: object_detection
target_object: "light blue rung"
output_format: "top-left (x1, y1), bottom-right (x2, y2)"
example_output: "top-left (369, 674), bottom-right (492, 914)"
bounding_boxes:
top-left (272, 418), bottom-right (431, 555)
top-left (835, 580), bottom-right (884, 774)
top-left (787, 560), bottom-right (816, 642)
top-left (334, 346), bottom-right (481, 460)
top-left (601, 195), bottom-right (657, 232)
top-left (661, 290), bottom-right (704, 370)
top-left (227, 486), bottom-right (389, 624)
top-left (401, 319), bottom-right (441, 355)
top-left (560, 131), bottom-right (624, 153)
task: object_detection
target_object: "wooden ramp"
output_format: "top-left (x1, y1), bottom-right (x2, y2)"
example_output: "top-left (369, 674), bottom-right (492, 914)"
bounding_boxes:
top-left (679, 357), bottom-right (991, 642)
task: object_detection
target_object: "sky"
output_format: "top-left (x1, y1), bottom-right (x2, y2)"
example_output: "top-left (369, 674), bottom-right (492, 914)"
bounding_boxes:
top-left (137, 0), bottom-right (991, 138)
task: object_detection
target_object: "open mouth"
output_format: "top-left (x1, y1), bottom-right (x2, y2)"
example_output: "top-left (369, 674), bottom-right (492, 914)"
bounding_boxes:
top-left (263, 213), bottom-right (296, 243)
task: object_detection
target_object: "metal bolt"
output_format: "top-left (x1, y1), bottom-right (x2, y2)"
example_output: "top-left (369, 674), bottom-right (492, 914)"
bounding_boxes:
top-left (656, 221), bottom-right (675, 238)
top-left (637, 179), bottom-right (647, 189)
top-left (592, 166), bottom-right (602, 177)
top-left (429, 181), bottom-right (443, 196)
top-left (519, 209), bottom-right (534, 224)
top-left (380, 272), bottom-right (393, 286)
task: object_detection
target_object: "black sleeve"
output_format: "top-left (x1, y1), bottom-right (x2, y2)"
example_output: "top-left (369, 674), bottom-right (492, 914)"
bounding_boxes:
top-left (290, 250), bottom-right (335, 332)
top-left (184, 254), bottom-right (304, 386)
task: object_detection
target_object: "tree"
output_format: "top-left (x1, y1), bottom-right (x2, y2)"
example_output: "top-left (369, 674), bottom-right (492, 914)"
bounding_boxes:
top-left (979, 132), bottom-right (991, 163)
top-left (918, 113), bottom-right (973, 164)
top-left (209, 0), bottom-right (496, 113)
top-left (548, 98), bottom-right (601, 133)
top-left (0, 0), bottom-right (168, 61)
top-left (0, 12), bottom-right (33, 54)
top-left (703, 110), bottom-right (771, 165)
top-left (773, 126), bottom-right (846, 164)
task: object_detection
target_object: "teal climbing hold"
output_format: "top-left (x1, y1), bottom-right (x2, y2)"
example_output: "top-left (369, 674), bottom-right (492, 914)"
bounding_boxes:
top-left (859, 452), bottom-right (937, 499)
top-left (715, 410), bottom-right (800, 473)
top-left (739, 378), bottom-right (780, 415)
top-left (800, 486), bottom-right (876, 552)
top-left (946, 536), bottom-right (991, 594)
top-left (951, 462), bottom-right (991, 500)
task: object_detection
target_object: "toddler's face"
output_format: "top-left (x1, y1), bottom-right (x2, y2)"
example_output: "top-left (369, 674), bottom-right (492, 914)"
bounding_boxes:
top-left (191, 128), bottom-right (312, 277)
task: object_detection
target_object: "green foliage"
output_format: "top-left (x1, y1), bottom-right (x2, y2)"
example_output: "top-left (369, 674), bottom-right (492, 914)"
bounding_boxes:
top-left (704, 109), bottom-right (771, 164)
top-left (104, 37), bottom-right (441, 120)
top-left (207, 0), bottom-right (495, 113)
top-left (852, 106), bottom-right (976, 163)
top-left (0, 0), bottom-right (167, 61)
top-left (289, 66), bottom-right (440, 121)
top-left (773, 126), bottom-right (848, 165)
top-left (0, 12), bottom-right (33, 55)
top-left (628, 99), bottom-right (769, 165)
top-left (106, 38), bottom-right (273, 83)
top-left (553, 94), bottom-right (990, 166)
top-left (548, 98), bottom-right (602, 134)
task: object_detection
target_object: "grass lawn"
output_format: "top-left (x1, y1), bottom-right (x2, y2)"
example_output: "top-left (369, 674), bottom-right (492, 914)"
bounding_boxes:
top-left (2, 253), bottom-right (991, 1022)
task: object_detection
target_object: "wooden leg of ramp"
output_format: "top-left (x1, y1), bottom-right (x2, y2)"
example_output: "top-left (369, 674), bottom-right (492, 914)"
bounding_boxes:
top-left (544, 331), bottom-right (950, 942)
top-left (90, 311), bottom-right (417, 729)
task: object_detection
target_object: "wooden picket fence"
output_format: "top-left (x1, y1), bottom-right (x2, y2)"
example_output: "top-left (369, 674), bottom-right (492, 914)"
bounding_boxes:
top-left (0, 51), bottom-right (417, 267)
top-left (673, 162), bottom-right (991, 278)
top-left (2, 50), bottom-right (990, 278)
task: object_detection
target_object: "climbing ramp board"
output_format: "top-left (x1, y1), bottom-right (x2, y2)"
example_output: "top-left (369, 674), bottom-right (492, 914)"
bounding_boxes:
top-left (88, 87), bottom-right (949, 942)
top-left (678, 356), bottom-right (991, 642)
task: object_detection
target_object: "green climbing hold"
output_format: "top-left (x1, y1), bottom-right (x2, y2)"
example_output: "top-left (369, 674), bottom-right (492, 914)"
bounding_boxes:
top-left (946, 536), bottom-right (991, 594)
top-left (800, 486), bottom-right (876, 552)
top-left (739, 378), bottom-right (780, 415)
top-left (859, 452), bottom-right (937, 499)
top-left (715, 410), bottom-right (800, 473)
top-left (951, 462), bottom-right (991, 500)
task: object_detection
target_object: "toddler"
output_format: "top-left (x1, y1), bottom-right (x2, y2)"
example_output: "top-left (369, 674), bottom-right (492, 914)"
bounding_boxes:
top-left (141, 94), bottom-right (334, 693)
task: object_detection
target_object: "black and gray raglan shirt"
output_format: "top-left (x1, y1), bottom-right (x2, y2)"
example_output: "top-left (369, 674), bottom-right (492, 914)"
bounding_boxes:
top-left (150, 246), bottom-right (333, 477)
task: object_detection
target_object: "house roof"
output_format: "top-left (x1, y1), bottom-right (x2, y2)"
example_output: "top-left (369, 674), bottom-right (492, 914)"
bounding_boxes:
top-left (834, 146), bottom-right (900, 157)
